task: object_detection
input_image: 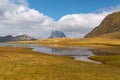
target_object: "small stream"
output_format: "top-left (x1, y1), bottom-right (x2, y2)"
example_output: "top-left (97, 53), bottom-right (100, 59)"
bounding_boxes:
top-left (0, 43), bottom-right (101, 64)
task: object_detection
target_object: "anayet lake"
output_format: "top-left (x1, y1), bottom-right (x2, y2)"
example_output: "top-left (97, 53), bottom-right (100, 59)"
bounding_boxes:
top-left (1, 43), bottom-right (119, 64)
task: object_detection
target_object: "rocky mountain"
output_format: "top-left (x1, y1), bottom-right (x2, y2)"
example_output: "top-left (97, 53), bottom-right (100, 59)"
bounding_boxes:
top-left (85, 11), bottom-right (120, 38)
top-left (13, 35), bottom-right (35, 41)
top-left (0, 35), bottom-right (14, 42)
top-left (49, 30), bottom-right (66, 38)
top-left (0, 34), bottom-right (35, 42)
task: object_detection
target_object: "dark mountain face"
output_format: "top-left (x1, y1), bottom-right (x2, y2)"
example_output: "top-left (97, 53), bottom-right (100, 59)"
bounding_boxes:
top-left (0, 35), bottom-right (14, 42)
top-left (0, 35), bottom-right (35, 42)
top-left (49, 30), bottom-right (66, 38)
top-left (85, 11), bottom-right (120, 38)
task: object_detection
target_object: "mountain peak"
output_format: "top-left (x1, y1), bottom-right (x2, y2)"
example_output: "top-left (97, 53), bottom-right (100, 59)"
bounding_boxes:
top-left (49, 30), bottom-right (66, 38)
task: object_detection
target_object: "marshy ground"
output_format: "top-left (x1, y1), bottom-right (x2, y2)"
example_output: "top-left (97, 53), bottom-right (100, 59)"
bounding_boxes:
top-left (0, 46), bottom-right (120, 80)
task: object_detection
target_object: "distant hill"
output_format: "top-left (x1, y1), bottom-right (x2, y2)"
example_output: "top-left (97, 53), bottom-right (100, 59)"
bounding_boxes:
top-left (13, 35), bottom-right (35, 41)
top-left (85, 11), bottom-right (120, 38)
top-left (0, 34), bottom-right (35, 42)
top-left (49, 30), bottom-right (66, 38)
top-left (0, 35), bottom-right (14, 42)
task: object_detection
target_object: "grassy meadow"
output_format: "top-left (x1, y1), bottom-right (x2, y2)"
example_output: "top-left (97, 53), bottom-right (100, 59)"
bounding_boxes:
top-left (0, 46), bottom-right (120, 80)
top-left (8, 37), bottom-right (120, 47)
top-left (4, 36), bottom-right (120, 80)
top-left (89, 55), bottom-right (120, 67)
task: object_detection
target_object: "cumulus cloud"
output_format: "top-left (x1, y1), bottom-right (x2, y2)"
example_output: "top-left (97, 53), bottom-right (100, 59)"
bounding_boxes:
top-left (0, 0), bottom-right (55, 38)
top-left (56, 13), bottom-right (107, 37)
top-left (56, 6), bottom-right (120, 38)
top-left (0, 0), bottom-right (120, 38)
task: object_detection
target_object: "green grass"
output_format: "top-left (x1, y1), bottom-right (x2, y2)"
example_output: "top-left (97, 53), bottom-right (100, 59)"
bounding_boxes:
top-left (89, 55), bottom-right (120, 67)
top-left (0, 47), bottom-right (120, 80)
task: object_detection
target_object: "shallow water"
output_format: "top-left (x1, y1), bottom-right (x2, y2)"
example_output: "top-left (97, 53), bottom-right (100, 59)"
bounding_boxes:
top-left (0, 43), bottom-right (101, 63)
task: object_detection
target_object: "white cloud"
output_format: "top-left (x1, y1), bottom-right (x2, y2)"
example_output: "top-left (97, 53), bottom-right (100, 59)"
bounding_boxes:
top-left (0, 0), bottom-right (120, 38)
top-left (56, 13), bottom-right (107, 37)
top-left (56, 5), bottom-right (120, 38)
top-left (0, 0), bottom-right (55, 38)
top-left (98, 5), bottom-right (120, 13)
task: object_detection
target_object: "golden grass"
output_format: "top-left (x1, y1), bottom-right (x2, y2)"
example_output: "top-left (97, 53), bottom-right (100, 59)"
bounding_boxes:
top-left (8, 37), bottom-right (120, 48)
top-left (89, 55), bottom-right (120, 67)
top-left (98, 32), bottom-right (120, 39)
top-left (0, 46), bottom-right (120, 80)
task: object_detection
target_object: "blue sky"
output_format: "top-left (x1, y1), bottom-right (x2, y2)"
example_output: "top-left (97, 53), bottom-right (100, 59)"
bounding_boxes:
top-left (28, 0), bottom-right (120, 20)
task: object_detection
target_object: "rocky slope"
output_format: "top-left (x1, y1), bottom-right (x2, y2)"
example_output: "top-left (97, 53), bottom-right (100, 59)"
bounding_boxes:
top-left (85, 11), bottom-right (120, 38)
top-left (49, 30), bottom-right (66, 38)
top-left (99, 32), bottom-right (120, 39)
top-left (13, 35), bottom-right (35, 41)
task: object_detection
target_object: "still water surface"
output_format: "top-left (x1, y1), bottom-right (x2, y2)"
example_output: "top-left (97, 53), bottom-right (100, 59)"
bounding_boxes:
top-left (0, 44), bottom-right (101, 64)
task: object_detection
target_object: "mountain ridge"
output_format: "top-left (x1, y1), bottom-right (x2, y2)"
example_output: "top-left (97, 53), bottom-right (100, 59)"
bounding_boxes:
top-left (85, 11), bottom-right (120, 38)
top-left (0, 34), bottom-right (35, 42)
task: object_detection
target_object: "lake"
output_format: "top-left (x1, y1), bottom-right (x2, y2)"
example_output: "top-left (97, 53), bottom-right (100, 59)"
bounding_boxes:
top-left (0, 43), bottom-right (103, 63)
